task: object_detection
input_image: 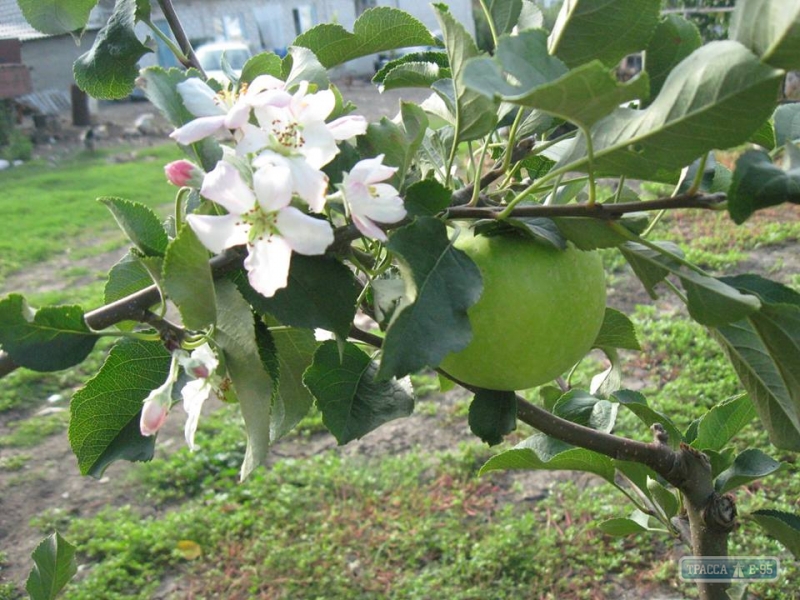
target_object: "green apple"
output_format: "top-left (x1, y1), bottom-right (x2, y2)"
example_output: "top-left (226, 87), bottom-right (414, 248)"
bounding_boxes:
top-left (440, 231), bottom-right (606, 391)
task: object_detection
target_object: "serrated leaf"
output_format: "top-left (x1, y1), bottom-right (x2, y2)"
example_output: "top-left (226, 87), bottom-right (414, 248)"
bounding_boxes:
top-left (104, 251), bottom-right (154, 306)
top-left (468, 389), bottom-right (516, 446)
top-left (490, 0), bottom-right (522, 36)
top-left (714, 275), bottom-right (800, 451)
top-left (18, 0), bottom-right (97, 35)
top-left (373, 52), bottom-right (450, 90)
top-left (598, 517), bottom-right (648, 536)
top-left (25, 532), bottom-right (77, 600)
top-left (163, 225), bottom-right (216, 330)
top-left (679, 270), bottom-right (761, 327)
top-left (692, 395), bottom-right (756, 452)
top-left (0, 295), bottom-right (98, 372)
top-left (293, 6), bottom-right (437, 68)
top-left (553, 390), bottom-right (617, 433)
top-left (593, 308), bottom-right (641, 351)
top-left (730, 0), bottom-right (800, 70)
top-left (706, 448), bottom-right (736, 479)
top-left (464, 34), bottom-right (649, 129)
top-left (557, 41), bottom-right (783, 182)
top-left (240, 52), bottom-right (283, 85)
top-left (100, 198), bottom-right (168, 257)
top-left (433, 5), bottom-right (498, 142)
top-left (480, 432), bottom-right (616, 482)
top-left (612, 389), bottom-right (682, 447)
top-left (750, 118), bottom-right (776, 151)
top-left (647, 477), bottom-right (679, 520)
top-left (715, 449), bottom-right (782, 493)
top-left (372, 276), bottom-right (406, 329)
top-left (69, 338), bottom-right (169, 476)
top-left (590, 347), bottom-right (622, 398)
top-left (548, 0), bottom-right (660, 68)
top-left (749, 510), bottom-right (800, 558)
top-left (214, 281), bottom-right (274, 480)
top-left (774, 104), bottom-right (800, 146)
top-left (553, 217), bottom-right (638, 250)
top-left (378, 218), bottom-right (482, 379)
top-left (613, 459), bottom-right (659, 500)
top-left (281, 46), bottom-right (329, 90)
top-left (270, 327), bottom-right (317, 442)
top-left (475, 217), bottom-right (567, 250)
top-left (727, 146), bottom-right (800, 224)
top-left (404, 179), bottom-right (452, 217)
top-left (304, 341), bottom-right (414, 444)
top-left (619, 241), bottom-right (683, 299)
top-left (73, 0), bottom-right (152, 99)
top-left (233, 256), bottom-right (360, 340)
top-left (645, 15), bottom-right (701, 102)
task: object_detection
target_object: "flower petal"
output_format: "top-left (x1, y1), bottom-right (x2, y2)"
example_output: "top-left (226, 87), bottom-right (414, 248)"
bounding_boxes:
top-left (298, 120), bottom-right (338, 169)
top-left (244, 236), bottom-right (294, 297)
top-left (224, 97), bottom-right (252, 129)
top-left (170, 115), bottom-right (227, 145)
top-left (253, 161), bottom-right (293, 211)
top-left (182, 379), bottom-right (211, 451)
top-left (327, 115), bottom-right (368, 141)
top-left (177, 78), bottom-right (225, 117)
top-left (140, 379), bottom-right (173, 436)
top-left (187, 213), bottom-right (248, 253)
top-left (287, 157), bottom-right (329, 212)
top-left (235, 123), bottom-right (271, 156)
top-left (348, 154), bottom-right (397, 185)
top-left (246, 74), bottom-right (286, 96)
top-left (352, 213), bottom-right (388, 242)
top-left (201, 161), bottom-right (256, 214)
top-left (295, 88), bottom-right (335, 122)
top-left (276, 206), bottom-right (334, 255)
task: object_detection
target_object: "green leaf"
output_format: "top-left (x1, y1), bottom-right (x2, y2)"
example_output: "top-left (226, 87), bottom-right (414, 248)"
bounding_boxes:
top-left (240, 52), bottom-right (283, 85)
top-left (73, 0), bottom-right (152, 99)
top-left (706, 448), bottom-right (736, 479)
top-left (593, 308), bottom-right (641, 351)
top-left (17, 0), bottom-right (97, 35)
top-left (613, 390), bottom-right (682, 447)
top-left (598, 517), bottom-right (648, 536)
top-left (557, 41), bottom-right (783, 182)
top-left (69, 338), bottom-right (169, 476)
top-left (378, 218), bottom-right (482, 379)
top-left (404, 179), bottom-right (452, 217)
top-left (99, 198), bottom-right (168, 257)
top-left (619, 241), bottom-right (684, 299)
top-left (774, 104), bottom-right (800, 146)
top-left (714, 275), bottom-right (800, 451)
top-left (548, 0), bottom-right (660, 68)
top-left (553, 390), bottom-right (617, 433)
top-left (304, 341), bottom-right (414, 444)
top-left (214, 281), bottom-right (274, 480)
top-left (163, 225), bottom-right (216, 330)
top-left (749, 510), bottom-right (800, 558)
top-left (730, 0), bottom-right (800, 70)
top-left (554, 216), bottom-right (640, 250)
top-left (490, 0), bottom-right (522, 36)
top-left (692, 395), bottom-right (756, 452)
top-left (679, 270), bottom-right (761, 327)
top-left (613, 459), bottom-right (659, 500)
top-left (281, 46), bottom-right (329, 90)
top-left (480, 432), bottom-right (616, 482)
top-left (373, 52), bottom-right (450, 91)
top-left (464, 35), bottom-right (649, 129)
top-left (644, 15), bottom-right (701, 102)
top-left (357, 102), bottom-right (428, 191)
top-left (25, 532), bottom-right (77, 600)
top-left (292, 6), bottom-right (437, 68)
top-left (433, 4), bottom-right (498, 142)
top-left (750, 118), bottom-right (776, 151)
top-left (468, 389), bottom-right (516, 446)
top-left (474, 217), bottom-right (567, 250)
top-left (233, 255), bottom-right (360, 340)
top-left (647, 477), bottom-right (679, 520)
top-left (270, 327), bottom-right (317, 442)
top-left (727, 146), bottom-right (800, 224)
top-left (0, 294), bottom-right (98, 372)
top-left (105, 251), bottom-right (154, 306)
top-left (715, 449), bottom-right (782, 493)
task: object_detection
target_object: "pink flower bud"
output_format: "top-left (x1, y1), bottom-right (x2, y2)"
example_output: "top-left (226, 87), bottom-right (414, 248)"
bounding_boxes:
top-left (164, 159), bottom-right (202, 187)
top-left (140, 381), bottom-right (173, 436)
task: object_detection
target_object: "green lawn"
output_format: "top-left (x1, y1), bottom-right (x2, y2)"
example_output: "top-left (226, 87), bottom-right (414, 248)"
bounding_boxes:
top-left (0, 144), bottom-right (181, 285)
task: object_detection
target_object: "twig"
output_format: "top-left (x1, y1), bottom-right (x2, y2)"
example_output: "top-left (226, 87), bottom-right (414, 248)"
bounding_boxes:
top-left (156, 0), bottom-right (204, 73)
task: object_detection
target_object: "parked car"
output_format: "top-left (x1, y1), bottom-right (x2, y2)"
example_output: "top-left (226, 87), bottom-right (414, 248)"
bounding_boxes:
top-left (195, 41), bottom-right (252, 84)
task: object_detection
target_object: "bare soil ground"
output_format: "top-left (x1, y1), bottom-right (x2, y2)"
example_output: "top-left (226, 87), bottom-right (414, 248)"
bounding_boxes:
top-left (1, 79), bottom-right (798, 599)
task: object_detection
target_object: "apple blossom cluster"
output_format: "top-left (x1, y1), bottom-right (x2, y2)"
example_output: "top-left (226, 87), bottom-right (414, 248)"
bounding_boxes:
top-left (166, 75), bottom-right (407, 298)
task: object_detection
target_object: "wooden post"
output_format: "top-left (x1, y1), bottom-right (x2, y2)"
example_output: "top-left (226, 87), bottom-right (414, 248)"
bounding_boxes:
top-left (71, 84), bottom-right (91, 127)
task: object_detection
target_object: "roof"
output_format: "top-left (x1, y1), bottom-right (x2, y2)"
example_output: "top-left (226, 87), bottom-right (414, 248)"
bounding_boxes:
top-left (0, 0), bottom-right (110, 41)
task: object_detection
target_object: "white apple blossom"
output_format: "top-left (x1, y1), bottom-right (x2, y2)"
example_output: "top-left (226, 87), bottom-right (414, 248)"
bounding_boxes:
top-left (140, 352), bottom-right (183, 436)
top-left (187, 160), bottom-right (334, 297)
top-left (177, 343), bottom-right (220, 451)
top-left (170, 75), bottom-right (286, 145)
top-left (342, 155), bottom-right (406, 242)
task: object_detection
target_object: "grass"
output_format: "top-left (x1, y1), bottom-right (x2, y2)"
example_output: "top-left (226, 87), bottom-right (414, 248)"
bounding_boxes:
top-left (0, 144), bottom-right (181, 285)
